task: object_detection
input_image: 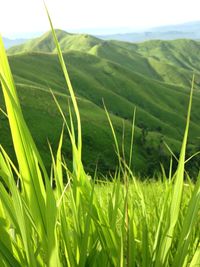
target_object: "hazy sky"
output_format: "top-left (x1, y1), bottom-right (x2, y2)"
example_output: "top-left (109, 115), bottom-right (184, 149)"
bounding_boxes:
top-left (1, 0), bottom-right (200, 37)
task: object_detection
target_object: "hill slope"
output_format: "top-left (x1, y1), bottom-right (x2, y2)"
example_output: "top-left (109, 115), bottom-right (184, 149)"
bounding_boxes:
top-left (8, 30), bottom-right (102, 54)
top-left (1, 31), bottom-right (200, 175)
top-left (9, 32), bottom-right (200, 87)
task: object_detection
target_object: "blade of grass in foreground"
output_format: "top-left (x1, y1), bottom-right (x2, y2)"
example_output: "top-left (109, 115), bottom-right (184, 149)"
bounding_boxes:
top-left (0, 148), bottom-right (37, 266)
top-left (44, 3), bottom-right (83, 178)
top-left (155, 76), bottom-right (194, 266)
top-left (44, 6), bottom-right (94, 265)
top-left (172, 172), bottom-right (200, 267)
top-left (0, 34), bottom-right (61, 266)
top-left (0, 35), bottom-right (46, 234)
top-left (189, 244), bottom-right (200, 267)
top-left (0, 36), bottom-right (46, 266)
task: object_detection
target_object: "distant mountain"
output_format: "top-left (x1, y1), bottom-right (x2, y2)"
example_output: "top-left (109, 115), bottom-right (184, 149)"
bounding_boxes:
top-left (4, 21), bottom-right (200, 49)
top-left (97, 21), bottom-right (200, 42)
top-left (8, 30), bottom-right (102, 54)
top-left (3, 37), bottom-right (27, 48)
top-left (2, 30), bottom-right (200, 175)
top-left (149, 21), bottom-right (200, 33)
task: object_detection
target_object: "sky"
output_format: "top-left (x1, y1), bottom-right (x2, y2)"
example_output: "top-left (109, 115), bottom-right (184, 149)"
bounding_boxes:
top-left (1, 0), bottom-right (200, 38)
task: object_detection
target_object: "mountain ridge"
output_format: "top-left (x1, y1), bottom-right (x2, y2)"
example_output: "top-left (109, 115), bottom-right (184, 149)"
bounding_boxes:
top-left (98, 21), bottom-right (200, 42)
top-left (1, 29), bottom-right (200, 175)
top-left (3, 20), bottom-right (200, 48)
top-left (8, 29), bottom-right (102, 54)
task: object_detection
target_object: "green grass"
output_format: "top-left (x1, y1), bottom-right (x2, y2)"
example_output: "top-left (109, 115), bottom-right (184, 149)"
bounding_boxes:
top-left (0, 11), bottom-right (200, 266)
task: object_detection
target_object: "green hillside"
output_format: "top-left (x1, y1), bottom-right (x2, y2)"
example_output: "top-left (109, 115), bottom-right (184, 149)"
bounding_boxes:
top-left (8, 30), bottom-right (102, 54)
top-left (1, 31), bottom-right (200, 176)
top-left (121, 40), bottom-right (200, 83)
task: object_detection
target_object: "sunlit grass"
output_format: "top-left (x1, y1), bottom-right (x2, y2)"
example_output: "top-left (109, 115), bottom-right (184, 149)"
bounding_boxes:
top-left (0, 6), bottom-right (199, 267)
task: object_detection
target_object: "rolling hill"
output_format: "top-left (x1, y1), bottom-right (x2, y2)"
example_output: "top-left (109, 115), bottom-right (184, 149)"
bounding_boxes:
top-left (1, 30), bottom-right (200, 176)
top-left (8, 30), bottom-right (102, 54)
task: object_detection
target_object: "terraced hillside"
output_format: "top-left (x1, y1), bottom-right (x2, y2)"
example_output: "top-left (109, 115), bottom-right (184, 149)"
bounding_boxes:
top-left (1, 30), bottom-right (200, 176)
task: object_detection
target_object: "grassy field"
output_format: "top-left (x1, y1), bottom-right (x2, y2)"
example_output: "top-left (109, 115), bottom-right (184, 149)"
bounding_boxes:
top-left (0, 30), bottom-right (200, 175)
top-left (0, 16), bottom-right (200, 266)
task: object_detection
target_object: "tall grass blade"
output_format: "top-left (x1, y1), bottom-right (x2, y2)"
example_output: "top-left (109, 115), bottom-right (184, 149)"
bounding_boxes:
top-left (172, 172), bottom-right (200, 267)
top-left (155, 76), bottom-right (194, 266)
top-left (44, 3), bottom-right (82, 165)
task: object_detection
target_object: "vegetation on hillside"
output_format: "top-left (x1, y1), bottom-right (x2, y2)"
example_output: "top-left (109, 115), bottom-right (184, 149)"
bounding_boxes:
top-left (1, 31), bottom-right (200, 175)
